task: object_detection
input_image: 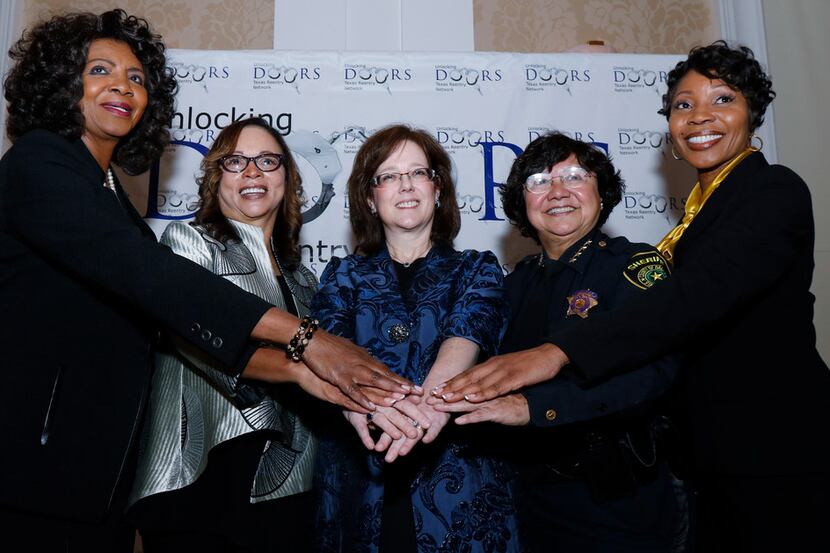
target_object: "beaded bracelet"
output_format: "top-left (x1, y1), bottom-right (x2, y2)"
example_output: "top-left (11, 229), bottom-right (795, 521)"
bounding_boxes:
top-left (286, 316), bottom-right (319, 362)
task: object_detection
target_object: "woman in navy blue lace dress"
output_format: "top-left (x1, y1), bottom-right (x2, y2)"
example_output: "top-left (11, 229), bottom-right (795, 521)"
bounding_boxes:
top-left (311, 125), bottom-right (520, 553)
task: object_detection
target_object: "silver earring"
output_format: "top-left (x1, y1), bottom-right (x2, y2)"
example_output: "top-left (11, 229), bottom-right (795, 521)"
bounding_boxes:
top-left (369, 204), bottom-right (377, 216)
top-left (435, 198), bottom-right (440, 208)
top-left (750, 133), bottom-right (764, 151)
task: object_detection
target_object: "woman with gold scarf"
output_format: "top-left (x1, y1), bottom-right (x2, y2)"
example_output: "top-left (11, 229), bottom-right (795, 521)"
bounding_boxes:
top-left (433, 41), bottom-right (830, 552)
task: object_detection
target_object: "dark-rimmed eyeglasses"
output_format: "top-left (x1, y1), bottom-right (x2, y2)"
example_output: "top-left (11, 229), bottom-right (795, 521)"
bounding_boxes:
top-left (371, 167), bottom-right (436, 187)
top-left (219, 153), bottom-right (285, 173)
top-left (524, 166), bottom-right (594, 194)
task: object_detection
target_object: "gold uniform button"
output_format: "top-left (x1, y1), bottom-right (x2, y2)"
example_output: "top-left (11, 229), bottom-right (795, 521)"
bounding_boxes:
top-left (545, 409), bottom-right (557, 421)
top-left (598, 240), bottom-right (607, 248)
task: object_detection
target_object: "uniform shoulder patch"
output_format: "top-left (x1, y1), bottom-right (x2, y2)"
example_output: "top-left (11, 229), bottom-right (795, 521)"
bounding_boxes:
top-left (623, 250), bottom-right (671, 290)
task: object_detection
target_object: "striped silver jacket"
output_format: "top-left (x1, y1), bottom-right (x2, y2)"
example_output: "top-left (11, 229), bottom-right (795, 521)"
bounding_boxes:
top-left (129, 220), bottom-right (317, 506)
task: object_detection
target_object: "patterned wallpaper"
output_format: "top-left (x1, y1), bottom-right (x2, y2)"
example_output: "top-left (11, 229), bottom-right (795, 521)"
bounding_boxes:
top-left (23, 0), bottom-right (720, 53)
top-left (23, 0), bottom-right (274, 49)
top-left (474, 0), bottom-right (721, 54)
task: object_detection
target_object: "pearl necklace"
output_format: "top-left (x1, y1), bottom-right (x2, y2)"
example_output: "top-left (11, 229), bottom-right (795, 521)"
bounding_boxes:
top-left (104, 168), bottom-right (116, 192)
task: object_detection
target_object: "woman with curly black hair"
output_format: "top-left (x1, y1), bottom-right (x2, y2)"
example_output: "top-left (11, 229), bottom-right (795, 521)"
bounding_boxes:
top-left (437, 42), bottom-right (830, 552)
top-left (4, 8), bottom-right (176, 175)
top-left (0, 10), bottom-right (412, 552)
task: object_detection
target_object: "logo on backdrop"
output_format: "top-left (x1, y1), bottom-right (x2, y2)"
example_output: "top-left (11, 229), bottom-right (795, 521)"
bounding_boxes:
top-left (250, 63), bottom-right (321, 93)
top-left (523, 65), bottom-right (591, 94)
top-left (622, 190), bottom-right (686, 222)
top-left (527, 127), bottom-right (598, 144)
top-left (168, 62), bottom-right (230, 84)
top-left (616, 128), bottom-right (670, 157)
top-left (436, 127), bottom-right (506, 152)
top-left (326, 125), bottom-right (377, 156)
top-left (434, 65), bottom-right (502, 94)
top-left (456, 192), bottom-right (485, 215)
top-left (343, 64), bottom-right (412, 93)
top-left (156, 183), bottom-right (201, 219)
top-left (612, 66), bottom-right (668, 95)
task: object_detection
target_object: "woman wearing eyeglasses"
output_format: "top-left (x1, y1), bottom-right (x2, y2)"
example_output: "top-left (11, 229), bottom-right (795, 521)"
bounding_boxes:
top-left (129, 118), bottom-right (347, 552)
top-left (311, 124), bottom-right (520, 553)
top-left (434, 132), bottom-right (682, 552)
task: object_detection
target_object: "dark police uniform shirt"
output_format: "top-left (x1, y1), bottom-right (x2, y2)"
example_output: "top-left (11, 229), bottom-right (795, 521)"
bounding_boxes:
top-left (504, 228), bottom-right (675, 430)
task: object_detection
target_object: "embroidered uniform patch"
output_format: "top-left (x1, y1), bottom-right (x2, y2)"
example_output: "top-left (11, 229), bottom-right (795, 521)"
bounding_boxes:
top-left (623, 251), bottom-right (671, 290)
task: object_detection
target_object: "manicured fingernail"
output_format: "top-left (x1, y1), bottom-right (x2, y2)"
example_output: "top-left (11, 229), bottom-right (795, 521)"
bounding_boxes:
top-left (464, 394), bottom-right (475, 401)
top-left (442, 392), bottom-right (454, 400)
top-left (414, 385), bottom-right (423, 393)
top-left (367, 401), bottom-right (376, 409)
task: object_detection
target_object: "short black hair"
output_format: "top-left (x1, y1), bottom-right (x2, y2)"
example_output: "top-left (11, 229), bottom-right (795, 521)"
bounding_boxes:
top-left (659, 40), bottom-right (775, 132)
top-left (501, 132), bottom-right (624, 244)
top-left (4, 9), bottom-right (177, 174)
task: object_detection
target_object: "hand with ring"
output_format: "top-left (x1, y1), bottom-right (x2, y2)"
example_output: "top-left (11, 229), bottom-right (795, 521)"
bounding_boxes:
top-left (370, 394), bottom-right (449, 462)
top-left (344, 404), bottom-right (430, 451)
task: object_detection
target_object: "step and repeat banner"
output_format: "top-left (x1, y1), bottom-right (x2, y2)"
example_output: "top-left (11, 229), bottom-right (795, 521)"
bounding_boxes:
top-left (120, 50), bottom-right (696, 276)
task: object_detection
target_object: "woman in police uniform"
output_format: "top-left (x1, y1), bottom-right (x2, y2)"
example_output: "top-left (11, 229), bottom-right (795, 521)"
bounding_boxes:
top-left (437, 132), bottom-right (681, 552)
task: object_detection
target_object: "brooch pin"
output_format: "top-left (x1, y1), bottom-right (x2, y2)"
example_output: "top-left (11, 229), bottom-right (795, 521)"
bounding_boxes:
top-left (387, 323), bottom-right (410, 344)
top-left (566, 289), bottom-right (598, 319)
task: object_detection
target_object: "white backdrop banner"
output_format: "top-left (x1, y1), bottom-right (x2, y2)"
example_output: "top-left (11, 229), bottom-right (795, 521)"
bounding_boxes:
top-left (120, 50), bottom-right (696, 276)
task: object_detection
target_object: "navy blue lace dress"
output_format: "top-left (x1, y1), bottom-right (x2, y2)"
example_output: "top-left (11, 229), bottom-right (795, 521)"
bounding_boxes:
top-left (311, 245), bottom-right (520, 553)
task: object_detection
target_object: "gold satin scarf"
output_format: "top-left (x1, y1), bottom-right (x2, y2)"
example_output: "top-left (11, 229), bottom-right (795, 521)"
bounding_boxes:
top-left (656, 148), bottom-right (756, 263)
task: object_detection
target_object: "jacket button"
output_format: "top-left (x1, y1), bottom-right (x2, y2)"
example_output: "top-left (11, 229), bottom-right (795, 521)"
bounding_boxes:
top-left (598, 240), bottom-right (607, 248)
top-left (545, 409), bottom-right (557, 421)
top-left (201, 329), bottom-right (212, 341)
top-left (191, 323), bottom-right (201, 333)
top-left (212, 337), bottom-right (223, 349)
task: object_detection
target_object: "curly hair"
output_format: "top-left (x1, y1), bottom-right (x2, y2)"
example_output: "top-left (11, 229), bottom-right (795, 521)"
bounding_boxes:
top-left (501, 132), bottom-right (624, 244)
top-left (4, 9), bottom-right (177, 175)
top-left (658, 40), bottom-right (775, 132)
top-left (194, 117), bottom-right (305, 271)
top-left (348, 124), bottom-right (460, 256)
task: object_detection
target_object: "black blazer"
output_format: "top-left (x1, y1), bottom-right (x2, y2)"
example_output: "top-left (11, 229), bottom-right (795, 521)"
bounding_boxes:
top-left (553, 152), bottom-right (830, 475)
top-left (0, 130), bottom-right (271, 521)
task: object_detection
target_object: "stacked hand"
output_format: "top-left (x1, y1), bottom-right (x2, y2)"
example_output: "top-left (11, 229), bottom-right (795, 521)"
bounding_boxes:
top-left (428, 393), bottom-right (531, 426)
top-left (344, 385), bottom-right (451, 463)
top-left (430, 344), bottom-right (567, 403)
top-left (303, 330), bottom-right (419, 412)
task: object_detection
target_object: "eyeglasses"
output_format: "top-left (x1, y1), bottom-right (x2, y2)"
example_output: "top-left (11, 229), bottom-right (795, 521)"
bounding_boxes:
top-left (371, 167), bottom-right (436, 187)
top-left (219, 153), bottom-right (285, 173)
top-left (523, 166), bottom-right (594, 194)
